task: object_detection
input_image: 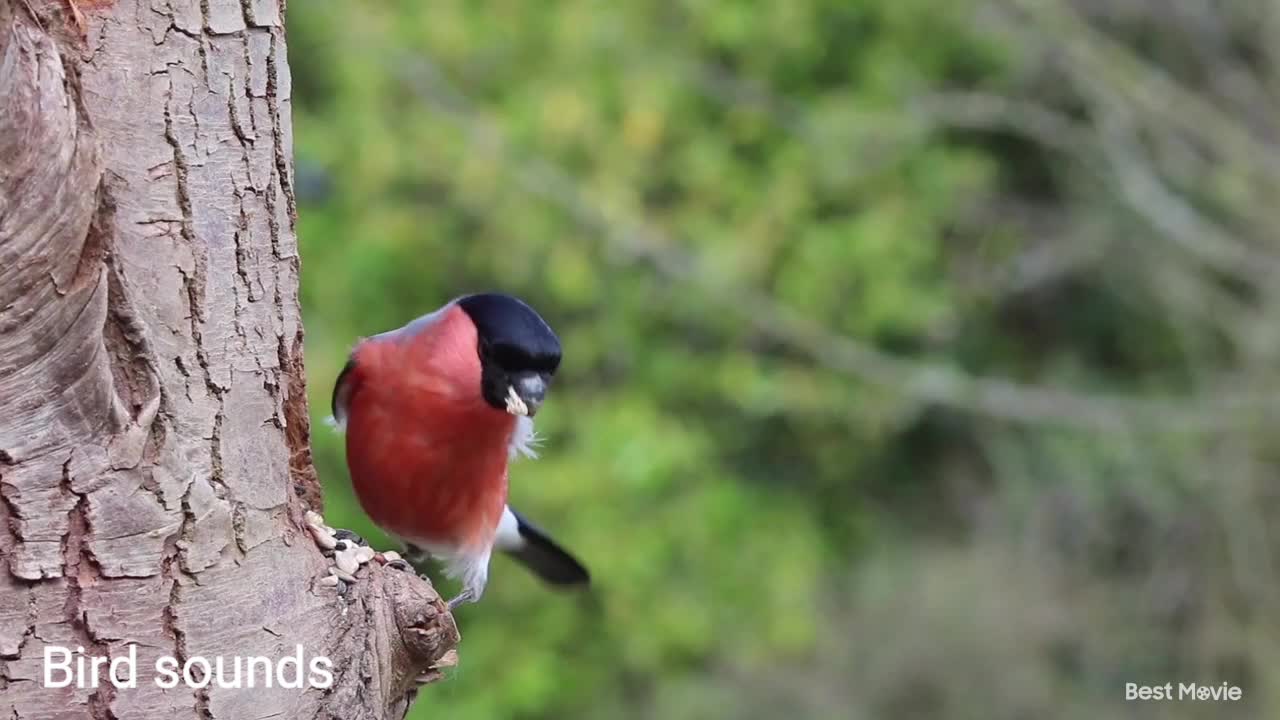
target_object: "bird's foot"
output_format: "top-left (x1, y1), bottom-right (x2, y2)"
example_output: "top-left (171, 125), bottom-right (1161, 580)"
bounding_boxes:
top-left (445, 589), bottom-right (476, 611)
top-left (306, 511), bottom-right (379, 592)
top-left (375, 549), bottom-right (414, 573)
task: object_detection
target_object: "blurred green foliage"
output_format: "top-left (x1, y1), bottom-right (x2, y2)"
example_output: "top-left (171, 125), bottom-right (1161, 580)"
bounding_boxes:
top-left (288, 1), bottom-right (1279, 718)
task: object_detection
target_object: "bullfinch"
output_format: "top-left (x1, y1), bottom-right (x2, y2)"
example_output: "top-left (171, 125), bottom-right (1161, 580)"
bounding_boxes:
top-left (329, 293), bottom-right (589, 608)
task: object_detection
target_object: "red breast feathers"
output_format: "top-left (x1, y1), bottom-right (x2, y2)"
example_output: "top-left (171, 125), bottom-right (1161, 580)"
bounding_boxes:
top-left (341, 305), bottom-right (516, 551)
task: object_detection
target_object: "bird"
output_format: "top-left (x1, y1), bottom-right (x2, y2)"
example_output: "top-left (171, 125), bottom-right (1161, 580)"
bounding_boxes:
top-left (329, 292), bottom-right (589, 608)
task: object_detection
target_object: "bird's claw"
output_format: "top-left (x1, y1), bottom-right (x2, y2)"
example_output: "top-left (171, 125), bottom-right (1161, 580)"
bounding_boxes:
top-left (446, 590), bottom-right (476, 611)
top-left (376, 550), bottom-right (414, 573)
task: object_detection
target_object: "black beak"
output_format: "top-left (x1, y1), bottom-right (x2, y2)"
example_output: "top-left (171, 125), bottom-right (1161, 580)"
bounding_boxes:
top-left (510, 373), bottom-right (548, 416)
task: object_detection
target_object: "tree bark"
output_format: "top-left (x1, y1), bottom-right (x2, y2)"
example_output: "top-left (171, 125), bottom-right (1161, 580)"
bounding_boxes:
top-left (0, 1), bottom-right (458, 718)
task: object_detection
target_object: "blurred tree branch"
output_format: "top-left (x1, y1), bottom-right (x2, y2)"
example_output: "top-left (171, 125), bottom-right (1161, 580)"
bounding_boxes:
top-left (390, 52), bottom-right (1270, 433)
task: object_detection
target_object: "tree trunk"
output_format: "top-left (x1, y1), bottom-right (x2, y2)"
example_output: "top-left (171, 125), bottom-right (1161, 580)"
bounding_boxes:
top-left (0, 1), bottom-right (458, 718)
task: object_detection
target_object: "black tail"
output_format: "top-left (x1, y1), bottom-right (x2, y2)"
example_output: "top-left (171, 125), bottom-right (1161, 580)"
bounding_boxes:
top-left (503, 509), bottom-right (590, 587)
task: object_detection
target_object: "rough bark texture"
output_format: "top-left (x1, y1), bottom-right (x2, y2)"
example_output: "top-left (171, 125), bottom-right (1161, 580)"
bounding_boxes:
top-left (0, 1), bottom-right (459, 718)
